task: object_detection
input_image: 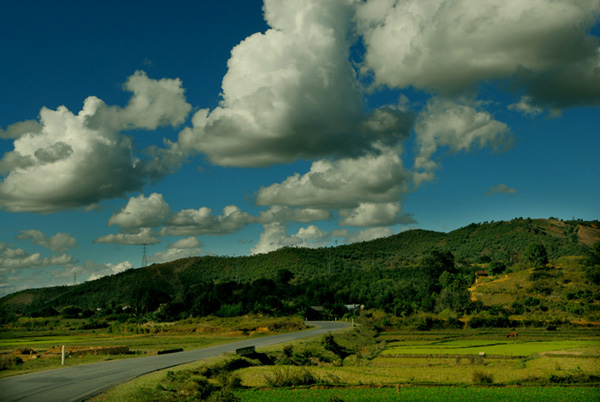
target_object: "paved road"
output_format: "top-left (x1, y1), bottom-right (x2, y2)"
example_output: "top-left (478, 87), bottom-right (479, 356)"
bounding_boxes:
top-left (0, 321), bottom-right (349, 402)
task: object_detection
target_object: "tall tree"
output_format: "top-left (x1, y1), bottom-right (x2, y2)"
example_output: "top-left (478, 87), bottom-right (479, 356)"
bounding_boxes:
top-left (524, 243), bottom-right (549, 268)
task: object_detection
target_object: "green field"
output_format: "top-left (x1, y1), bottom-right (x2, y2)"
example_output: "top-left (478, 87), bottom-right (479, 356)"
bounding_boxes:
top-left (0, 315), bottom-right (306, 377)
top-left (236, 387), bottom-right (600, 402)
top-left (0, 332), bottom-right (243, 351)
top-left (84, 325), bottom-right (600, 402)
top-left (381, 339), bottom-right (600, 356)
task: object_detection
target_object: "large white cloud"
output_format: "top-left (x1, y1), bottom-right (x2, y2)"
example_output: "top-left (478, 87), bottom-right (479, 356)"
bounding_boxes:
top-left (0, 72), bottom-right (191, 213)
top-left (173, 0), bottom-right (413, 167)
top-left (255, 147), bottom-right (413, 209)
top-left (355, 0), bottom-right (600, 108)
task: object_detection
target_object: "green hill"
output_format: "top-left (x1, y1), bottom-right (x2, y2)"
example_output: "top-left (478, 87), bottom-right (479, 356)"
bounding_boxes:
top-left (1, 218), bottom-right (598, 323)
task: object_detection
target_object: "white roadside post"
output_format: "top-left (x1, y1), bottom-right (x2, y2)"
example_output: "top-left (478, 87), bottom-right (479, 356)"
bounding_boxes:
top-left (61, 345), bottom-right (65, 365)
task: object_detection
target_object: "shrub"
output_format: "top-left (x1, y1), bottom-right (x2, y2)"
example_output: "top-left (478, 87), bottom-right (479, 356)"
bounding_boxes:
top-left (181, 375), bottom-right (215, 399)
top-left (489, 261), bottom-right (507, 275)
top-left (264, 367), bottom-right (318, 387)
top-left (199, 356), bottom-right (260, 378)
top-left (283, 344), bottom-right (294, 358)
top-left (321, 333), bottom-right (350, 359)
top-left (0, 355), bottom-right (24, 371)
top-left (472, 370), bottom-right (494, 384)
top-left (548, 373), bottom-right (600, 384)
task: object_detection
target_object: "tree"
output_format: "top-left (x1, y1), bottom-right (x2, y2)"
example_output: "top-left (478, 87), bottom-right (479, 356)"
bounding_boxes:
top-left (586, 242), bottom-right (600, 266)
top-left (524, 243), bottom-right (549, 268)
top-left (489, 261), bottom-right (507, 275)
top-left (584, 242), bottom-right (600, 284)
top-left (277, 269), bottom-right (294, 285)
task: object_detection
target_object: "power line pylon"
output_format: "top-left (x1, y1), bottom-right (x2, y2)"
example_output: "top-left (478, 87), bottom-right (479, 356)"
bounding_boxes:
top-left (142, 244), bottom-right (148, 267)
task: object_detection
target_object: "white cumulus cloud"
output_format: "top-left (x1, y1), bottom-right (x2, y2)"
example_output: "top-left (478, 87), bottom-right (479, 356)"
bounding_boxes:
top-left (413, 99), bottom-right (513, 178)
top-left (339, 202), bottom-right (415, 227)
top-left (355, 0), bottom-right (600, 108)
top-left (94, 227), bottom-right (160, 245)
top-left (173, 0), bottom-right (413, 167)
top-left (344, 227), bottom-right (395, 244)
top-left (0, 71), bottom-right (191, 213)
top-left (108, 193), bottom-right (171, 229)
top-left (251, 222), bottom-right (328, 255)
top-left (256, 147), bottom-right (413, 209)
top-left (160, 205), bottom-right (253, 236)
top-left (148, 237), bottom-right (203, 264)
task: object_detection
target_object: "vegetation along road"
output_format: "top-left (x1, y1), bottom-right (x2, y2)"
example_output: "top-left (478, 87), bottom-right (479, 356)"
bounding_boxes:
top-left (0, 321), bottom-right (349, 402)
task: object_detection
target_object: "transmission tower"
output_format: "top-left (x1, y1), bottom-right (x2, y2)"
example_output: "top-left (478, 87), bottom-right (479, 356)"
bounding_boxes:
top-left (142, 244), bottom-right (148, 267)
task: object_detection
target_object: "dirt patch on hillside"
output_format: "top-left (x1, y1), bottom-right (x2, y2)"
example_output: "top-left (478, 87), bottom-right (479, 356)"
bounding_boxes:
top-left (5, 293), bottom-right (35, 305)
top-left (578, 225), bottom-right (600, 246)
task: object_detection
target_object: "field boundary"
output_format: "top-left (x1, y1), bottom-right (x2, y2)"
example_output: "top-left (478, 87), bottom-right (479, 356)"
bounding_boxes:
top-left (379, 353), bottom-right (524, 359)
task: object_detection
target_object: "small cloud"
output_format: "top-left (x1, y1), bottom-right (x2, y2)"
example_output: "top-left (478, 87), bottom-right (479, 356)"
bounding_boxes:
top-left (508, 96), bottom-right (544, 116)
top-left (344, 227), bottom-right (395, 244)
top-left (486, 184), bottom-right (517, 196)
top-left (93, 228), bottom-right (160, 245)
top-left (148, 237), bottom-right (203, 264)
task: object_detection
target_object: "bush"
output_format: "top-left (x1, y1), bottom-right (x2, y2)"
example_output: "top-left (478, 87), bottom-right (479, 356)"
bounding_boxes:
top-left (489, 261), bottom-right (507, 275)
top-left (0, 355), bottom-right (24, 371)
top-left (199, 356), bottom-right (260, 378)
top-left (321, 333), bottom-right (350, 359)
top-left (548, 373), bottom-right (600, 384)
top-left (264, 367), bottom-right (318, 387)
top-left (62, 306), bottom-right (83, 319)
top-left (263, 367), bottom-right (339, 387)
top-left (290, 344), bottom-right (339, 366)
top-left (472, 370), bottom-right (494, 384)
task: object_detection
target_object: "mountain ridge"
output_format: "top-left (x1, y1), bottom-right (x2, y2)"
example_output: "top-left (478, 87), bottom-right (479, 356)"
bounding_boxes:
top-left (1, 217), bottom-right (598, 317)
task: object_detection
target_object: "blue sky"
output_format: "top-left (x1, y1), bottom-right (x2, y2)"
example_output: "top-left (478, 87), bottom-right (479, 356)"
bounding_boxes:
top-left (1, 0), bottom-right (599, 297)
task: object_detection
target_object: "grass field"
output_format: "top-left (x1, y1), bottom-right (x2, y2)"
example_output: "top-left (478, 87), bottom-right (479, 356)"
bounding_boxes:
top-left (4, 319), bottom-right (600, 400)
top-left (236, 327), bottom-right (600, 387)
top-left (0, 315), bottom-right (306, 378)
top-left (381, 339), bottom-right (600, 356)
top-left (236, 387), bottom-right (600, 402)
top-left (83, 325), bottom-right (600, 401)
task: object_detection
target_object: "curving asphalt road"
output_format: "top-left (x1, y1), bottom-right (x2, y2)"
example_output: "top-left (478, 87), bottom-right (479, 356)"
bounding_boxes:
top-left (0, 321), bottom-right (349, 402)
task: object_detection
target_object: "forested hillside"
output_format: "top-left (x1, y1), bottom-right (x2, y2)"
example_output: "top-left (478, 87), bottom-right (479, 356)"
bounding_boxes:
top-left (1, 218), bottom-right (599, 325)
